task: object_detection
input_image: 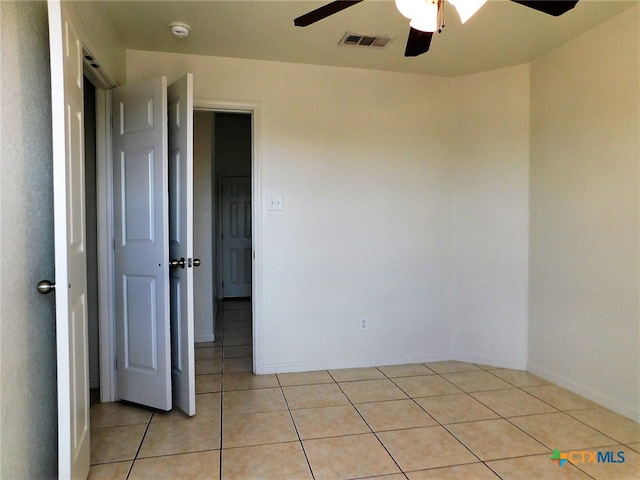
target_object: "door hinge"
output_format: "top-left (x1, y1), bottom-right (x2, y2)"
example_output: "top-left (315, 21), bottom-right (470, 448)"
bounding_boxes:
top-left (115, 358), bottom-right (117, 370)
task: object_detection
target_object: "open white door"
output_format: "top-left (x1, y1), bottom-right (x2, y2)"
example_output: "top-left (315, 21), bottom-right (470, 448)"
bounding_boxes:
top-left (112, 76), bottom-right (172, 411)
top-left (48, 1), bottom-right (91, 477)
top-left (168, 74), bottom-right (196, 415)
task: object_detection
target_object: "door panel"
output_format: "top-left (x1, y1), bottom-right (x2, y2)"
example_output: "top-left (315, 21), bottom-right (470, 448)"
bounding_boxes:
top-left (222, 177), bottom-right (252, 297)
top-left (168, 74), bottom-right (195, 416)
top-left (47, 1), bottom-right (90, 477)
top-left (113, 76), bottom-right (172, 411)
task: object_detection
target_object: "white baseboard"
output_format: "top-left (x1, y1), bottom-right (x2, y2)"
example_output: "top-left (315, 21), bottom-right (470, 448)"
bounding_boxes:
top-left (195, 334), bottom-right (216, 344)
top-left (527, 362), bottom-right (640, 422)
top-left (259, 353), bottom-right (453, 375)
top-left (452, 352), bottom-right (527, 371)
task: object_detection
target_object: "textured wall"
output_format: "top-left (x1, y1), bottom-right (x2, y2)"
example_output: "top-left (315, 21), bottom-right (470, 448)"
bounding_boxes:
top-left (0, 1), bottom-right (58, 477)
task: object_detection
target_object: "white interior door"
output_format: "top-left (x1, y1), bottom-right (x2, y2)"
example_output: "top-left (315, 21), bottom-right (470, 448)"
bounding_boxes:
top-left (112, 76), bottom-right (172, 411)
top-left (168, 74), bottom-right (196, 415)
top-left (222, 176), bottom-right (252, 297)
top-left (48, 1), bottom-right (90, 477)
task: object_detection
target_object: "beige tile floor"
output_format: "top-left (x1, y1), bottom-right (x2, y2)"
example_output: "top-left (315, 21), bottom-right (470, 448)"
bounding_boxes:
top-left (89, 301), bottom-right (640, 479)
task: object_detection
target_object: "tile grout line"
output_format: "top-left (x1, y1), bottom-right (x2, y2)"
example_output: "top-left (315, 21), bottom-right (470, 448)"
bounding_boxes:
top-left (276, 373), bottom-right (317, 480)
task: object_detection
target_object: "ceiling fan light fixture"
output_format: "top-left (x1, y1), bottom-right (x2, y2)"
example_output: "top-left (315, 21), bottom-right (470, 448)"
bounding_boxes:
top-left (409, 2), bottom-right (439, 32)
top-left (396, 0), bottom-right (439, 32)
top-left (448, 0), bottom-right (487, 24)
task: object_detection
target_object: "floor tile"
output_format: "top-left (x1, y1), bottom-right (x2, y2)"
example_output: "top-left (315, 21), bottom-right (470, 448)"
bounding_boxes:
top-left (282, 383), bottom-right (350, 410)
top-left (223, 356), bottom-right (252, 373)
top-left (377, 426), bottom-right (478, 471)
top-left (356, 399), bottom-right (437, 431)
top-left (196, 358), bottom-right (223, 375)
top-left (567, 408), bottom-right (640, 444)
top-left (360, 475), bottom-right (407, 480)
top-left (378, 363), bottom-right (435, 378)
top-left (221, 442), bottom-right (312, 480)
top-left (90, 402), bottom-right (153, 429)
top-left (628, 443), bottom-right (640, 453)
top-left (222, 410), bottom-right (298, 448)
top-left (88, 461), bottom-right (132, 480)
top-left (152, 392), bottom-right (221, 423)
top-left (392, 375), bottom-right (462, 397)
top-left (424, 361), bottom-right (481, 374)
top-left (277, 370), bottom-right (334, 386)
top-left (471, 388), bottom-right (558, 417)
top-left (222, 388), bottom-right (288, 416)
top-left (195, 347), bottom-right (222, 361)
top-left (486, 453), bottom-right (593, 479)
top-left (488, 368), bottom-right (549, 387)
top-left (406, 462), bottom-right (500, 479)
top-left (90, 425), bottom-right (147, 464)
top-left (570, 445), bottom-right (639, 480)
top-left (223, 372), bottom-right (279, 391)
top-left (510, 412), bottom-right (618, 451)
top-left (415, 393), bottom-right (499, 424)
top-left (138, 417), bottom-right (221, 457)
top-left (329, 367), bottom-right (385, 382)
top-left (523, 385), bottom-right (600, 411)
top-left (303, 433), bottom-right (400, 480)
top-left (447, 419), bottom-right (549, 460)
top-left (129, 450), bottom-right (220, 479)
top-left (196, 374), bottom-right (222, 393)
top-left (223, 346), bottom-right (252, 358)
top-left (291, 405), bottom-right (371, 439)
top-left (442, 371), bottom-right (512, 392)
top-left (339, 379), bottom-right (408, 404)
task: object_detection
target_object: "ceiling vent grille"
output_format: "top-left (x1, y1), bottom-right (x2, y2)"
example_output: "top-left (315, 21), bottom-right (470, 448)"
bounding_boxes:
top-left (340, 32), bottom-right (393, 48)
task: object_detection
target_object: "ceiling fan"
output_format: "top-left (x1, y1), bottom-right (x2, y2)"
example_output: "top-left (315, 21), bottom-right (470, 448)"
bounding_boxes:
top-left (294, 0), bottom-right (580, 57)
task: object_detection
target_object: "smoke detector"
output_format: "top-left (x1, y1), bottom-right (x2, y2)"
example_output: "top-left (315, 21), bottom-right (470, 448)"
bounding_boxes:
top-left (169, 22), bottom-right (191, 38)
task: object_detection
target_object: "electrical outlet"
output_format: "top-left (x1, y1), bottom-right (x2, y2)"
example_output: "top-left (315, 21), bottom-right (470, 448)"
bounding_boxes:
top-left (359, 317), bottom-right (368, 332)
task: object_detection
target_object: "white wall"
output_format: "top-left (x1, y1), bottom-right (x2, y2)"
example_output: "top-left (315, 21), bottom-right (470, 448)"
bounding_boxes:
top-left (452, 65), bottom-right (530, 369)
top-left (0, 1), bottom-right (58, 477)
top-left (194, 112), bottom-right (216, 342)
top-left (528, 6), bottom-right (640, 421)
top-left (127, 52), bottom-right (455, 372)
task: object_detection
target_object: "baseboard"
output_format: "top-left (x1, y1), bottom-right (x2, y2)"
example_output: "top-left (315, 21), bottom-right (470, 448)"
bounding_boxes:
top-left (195, 334), bottom-right (215, 344)
top-left (527, 362), bottom-right (640, 422)
top-left (452, 352), bottom-right (528, 371)
top-left (260, 353), bottom-right (453, 375)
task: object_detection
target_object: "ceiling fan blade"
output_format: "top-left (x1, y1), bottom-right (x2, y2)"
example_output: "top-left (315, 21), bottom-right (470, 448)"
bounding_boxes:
top-left (404, 27), bottom-right (433, 57)
top-left (511, 1), bottom-right (579, 16)
top-left (294, 0), bottom-right (364, 27)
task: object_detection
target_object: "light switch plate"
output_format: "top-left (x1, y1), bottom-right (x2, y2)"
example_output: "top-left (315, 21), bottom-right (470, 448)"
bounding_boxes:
top-left (267, 195), bottom-right (283, 211)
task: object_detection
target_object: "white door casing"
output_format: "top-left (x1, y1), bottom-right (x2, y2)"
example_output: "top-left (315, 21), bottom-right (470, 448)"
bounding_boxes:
top-left (168, 74), bottom-right (196, 415)
top-left (48, 1), bottom-right (91, 477)
top-left (112, 76), bottom-right (172, 411)
top-left (222, 176), bottom-right (252, 298)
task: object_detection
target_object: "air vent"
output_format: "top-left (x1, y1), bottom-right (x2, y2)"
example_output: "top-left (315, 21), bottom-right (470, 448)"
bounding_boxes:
top-left (340, 32), bottom-right (394, 48)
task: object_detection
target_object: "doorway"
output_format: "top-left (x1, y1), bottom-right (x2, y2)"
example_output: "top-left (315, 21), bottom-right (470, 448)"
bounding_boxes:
top-left (193, 111), bottom-right (253, 358)
top-left (83, 75), bottom-right (100, 405)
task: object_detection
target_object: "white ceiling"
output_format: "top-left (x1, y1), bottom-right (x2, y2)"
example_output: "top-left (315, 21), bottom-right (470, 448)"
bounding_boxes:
top-left (95, 0), bottom-right (637, 77)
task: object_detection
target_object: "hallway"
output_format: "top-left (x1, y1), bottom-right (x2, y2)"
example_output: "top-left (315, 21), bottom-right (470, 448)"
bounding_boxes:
top-left (88, 301), bottom-right (639, 479)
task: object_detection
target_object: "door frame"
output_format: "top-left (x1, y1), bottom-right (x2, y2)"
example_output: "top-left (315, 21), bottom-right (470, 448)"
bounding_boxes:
top-left (195, 100), bottom-right (263, 374)
top-left (96, 98), bottom-right (264, 399)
